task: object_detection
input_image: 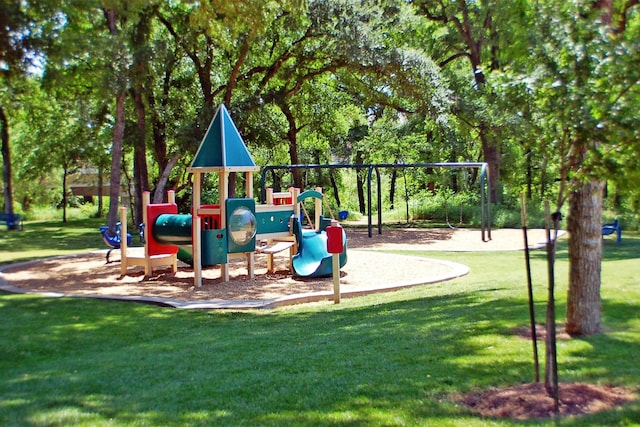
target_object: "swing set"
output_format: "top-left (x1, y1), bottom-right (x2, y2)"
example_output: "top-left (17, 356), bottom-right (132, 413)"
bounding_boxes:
top-left (260, 162), bottom-right (493, 241)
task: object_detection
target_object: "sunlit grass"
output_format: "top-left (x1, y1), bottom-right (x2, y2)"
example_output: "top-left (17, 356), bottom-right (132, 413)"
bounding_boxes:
top-left (0, 217), bottom-right (108, 264)
top-left (1, 221), bottom-right (639, 426)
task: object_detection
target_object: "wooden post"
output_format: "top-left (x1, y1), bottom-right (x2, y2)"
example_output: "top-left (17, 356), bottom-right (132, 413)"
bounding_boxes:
top-left (332, 253), bottom-right (340, 304)
top-left (246, 171), bottom-right (255, 279)
top-left (142, 191), bottom-right (151, 276)
top-left (326, 219), bottom-right (342, 304)
top-left (314, 186), bottom-right (322, 231)
top-left (120, 206), bottom-right (128, 277)
top-left (292, 187), bottom-right (301, 219)
top-left (192, 173), bottom-right (202, 287)
top-left (219, 171), bottom-right (229, 282)
top-left (245, 171), bottom-right (253, 198)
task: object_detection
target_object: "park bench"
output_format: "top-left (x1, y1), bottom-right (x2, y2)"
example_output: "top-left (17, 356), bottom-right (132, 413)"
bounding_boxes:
top-left (0, 213), bottom-right (23, 231)
top-left (602, 219), bottom-right (622, 244)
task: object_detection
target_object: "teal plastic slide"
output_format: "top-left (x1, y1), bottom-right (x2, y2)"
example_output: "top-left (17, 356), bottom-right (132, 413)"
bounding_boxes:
top-left (291, 216), bottom-right (347, 277)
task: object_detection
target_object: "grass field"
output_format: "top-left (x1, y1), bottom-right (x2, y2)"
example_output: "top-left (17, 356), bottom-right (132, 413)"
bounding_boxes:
top-left (0, 218), bottom-right (108, 265)
top-left (1, 218), bottom-right (639, 426)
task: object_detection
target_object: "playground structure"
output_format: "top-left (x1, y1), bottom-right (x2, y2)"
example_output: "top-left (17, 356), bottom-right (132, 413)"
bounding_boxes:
top-left (119, 191), bottom-right (179, 277)
top-left (117, 105), bottom-right (347, 287)
top-left (119, 187), bottom-right (347, 286)
top-left (99, 224), bottom-right (132, 264)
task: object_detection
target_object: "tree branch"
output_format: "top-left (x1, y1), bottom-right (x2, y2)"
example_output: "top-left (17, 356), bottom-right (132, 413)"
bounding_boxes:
top-left (224, 37), bottom-right (250, 105)
top-left (439, 51), bottom-right (471, 68)
top-left (617, 0), bottom-right (640, 33)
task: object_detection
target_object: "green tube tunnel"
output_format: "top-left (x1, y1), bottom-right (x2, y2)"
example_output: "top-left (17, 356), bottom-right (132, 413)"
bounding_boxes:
top-left (153, 214), bottom-right (193, 245)
top-left (153, 213), bottom-right (228, 266)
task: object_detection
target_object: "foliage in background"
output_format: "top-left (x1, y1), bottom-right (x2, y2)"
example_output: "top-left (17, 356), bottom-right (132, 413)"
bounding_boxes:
top-left (3, 0), bottom-right (640, 226)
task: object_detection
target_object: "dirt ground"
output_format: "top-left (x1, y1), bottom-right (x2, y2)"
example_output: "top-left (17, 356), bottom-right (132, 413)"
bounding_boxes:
top-left (458, 382), bottom-right (636, 420)
top-left (1, 227), bottom-right (536, 306)
top-left (0, 227), bottom-right (487, 305)
top-left (1, 227), bottom-right (636, 420)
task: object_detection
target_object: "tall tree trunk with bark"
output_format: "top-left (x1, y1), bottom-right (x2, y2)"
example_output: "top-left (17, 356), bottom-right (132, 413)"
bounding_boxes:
top-left (131, 88), bottom-right (150, 227)
top-left (129, 9), bottom-right (153, 221)
top-left (566, 180), bottom-right (605, 335)
top-left (61, 167), bottom-right (67, 223)
top-left (1, 106), bottom-right (16, 224)
top-left (107, 91), bottom-right (126, 235)
top-left (147, 81), bottom-right (172, 204)
top-left (389, 169), bottom-right (397, 210)
top-left (329, 170), bottom-right (341, 207)
top-left (479, 124), bottom-right (500, 202)
top-left (355, 150), bottom-right (366, 214)
top-left (153, 153), bottom-right (180, 204)
top-left (562, 0), bottom-right (625, 337)
top-left (103, 7), bottom-right (127, 236)
top-left (281, 102), bottom-right (302, 188)
top-left (97, 167), bottom-right (104, 217)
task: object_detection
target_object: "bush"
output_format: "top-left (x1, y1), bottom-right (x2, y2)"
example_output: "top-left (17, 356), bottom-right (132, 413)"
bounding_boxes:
top-left (409, 189), bottom-right (481, 226)
top-left (20, 204), bottom-right (99, 221)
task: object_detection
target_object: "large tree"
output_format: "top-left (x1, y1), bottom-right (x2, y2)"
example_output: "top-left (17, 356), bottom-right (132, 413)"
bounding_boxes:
top-left (0, 0), bottom-right (25, 220)
top-left (158, 0), bottom-right (449, 190)
top-left (100, 5), bottom-right (130, 235)
top-left (522, 0), bottom-right (640, 335)
top-left (0, 1), bottom-right (39, 223)
top-left (412, 0), bottom-right (517, 203)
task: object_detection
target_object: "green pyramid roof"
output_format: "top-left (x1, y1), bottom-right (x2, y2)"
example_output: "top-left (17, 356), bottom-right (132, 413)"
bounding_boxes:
top-left (188, 104), bottom-right (258, 172)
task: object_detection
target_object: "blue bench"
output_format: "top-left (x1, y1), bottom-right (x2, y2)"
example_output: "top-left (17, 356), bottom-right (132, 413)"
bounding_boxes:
top-left (602, 219), bottom-right (621, 244)
top-left (0, 213), bottom-right (23, 231)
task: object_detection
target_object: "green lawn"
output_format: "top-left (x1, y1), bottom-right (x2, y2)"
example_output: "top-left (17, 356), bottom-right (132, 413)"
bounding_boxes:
top-left (1, 220), bottom-right (639, 426)
top-left (0, 218), bottom-right (108, 265)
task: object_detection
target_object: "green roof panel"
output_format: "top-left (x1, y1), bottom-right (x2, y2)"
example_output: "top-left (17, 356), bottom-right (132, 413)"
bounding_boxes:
top-left (190, 104), bottom-right (257, 169)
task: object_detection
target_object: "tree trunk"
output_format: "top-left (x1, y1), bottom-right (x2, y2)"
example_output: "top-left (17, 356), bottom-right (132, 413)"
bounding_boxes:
top-left (281, 103), bottom-right (302, 188)
top-left (153, 153), bottom-right (180, 204)
top-left (539, 153), bottom-right (549, 200)
top-left (329, 170), bottom-right (341, 207)
top-left (97, 167), bottom-right (104, 218)
top-left (525, 148), bottom-right (532, 200)
top-left (62, 167), bottom-right (68, 223)
top-left (479, 124), bottom-right (500, 203)
top-left (389, 169), bottom-right (397, 210)
top-left (131, 88), bottom-right (149, 227)
top-left (104, 7), bottom-right (125, 235)
top-left (355, 150), bottom-right (366, 214)
top-left (565, 180), bottom-right (605, 336)
top-left (107, 92), bottom-right (126, 235)
top-left (147, 84), bottom-right (169, 189)
top-left (1, 106), bottom-right (16, 223)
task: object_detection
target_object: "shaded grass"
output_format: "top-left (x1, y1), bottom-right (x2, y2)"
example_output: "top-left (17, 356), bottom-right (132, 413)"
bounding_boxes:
top-left (0, 217), bottom-right (114, 265)
top-left (0, 227), bottom-right (639, 426)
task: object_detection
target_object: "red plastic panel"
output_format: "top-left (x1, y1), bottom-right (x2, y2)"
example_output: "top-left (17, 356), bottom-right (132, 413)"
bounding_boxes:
top-left (326, 225), bottom-right (344, 254)
top-left (147, 203), bottom-right (179, 256)
top-left (200, 204), bottom-right (221, 230)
